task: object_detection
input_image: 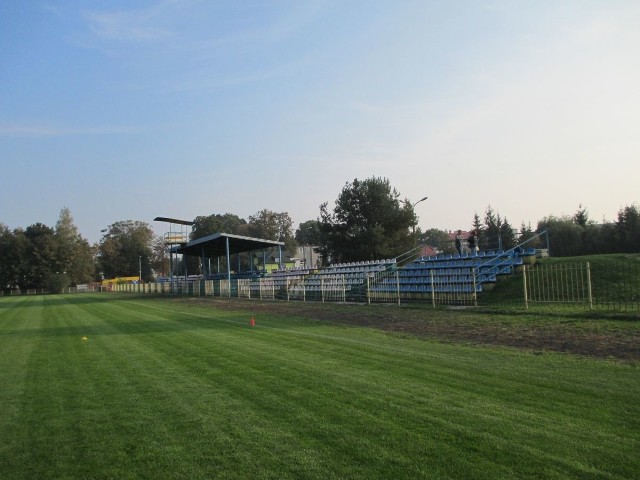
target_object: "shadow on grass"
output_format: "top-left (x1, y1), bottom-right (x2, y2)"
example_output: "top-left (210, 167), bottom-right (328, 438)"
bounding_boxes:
top-left (0, 315), bottom-right (243, 338)
top-left (0, 293), bottom-right (124, 310)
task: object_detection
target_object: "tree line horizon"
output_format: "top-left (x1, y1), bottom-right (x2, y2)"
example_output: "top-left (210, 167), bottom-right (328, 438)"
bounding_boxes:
top-left (1, 177), bottom-right (638, 291)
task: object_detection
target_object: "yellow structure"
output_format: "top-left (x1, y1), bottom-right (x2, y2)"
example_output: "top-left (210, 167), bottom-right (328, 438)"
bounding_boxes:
top-left (101, 276), bottom-right (140, 286)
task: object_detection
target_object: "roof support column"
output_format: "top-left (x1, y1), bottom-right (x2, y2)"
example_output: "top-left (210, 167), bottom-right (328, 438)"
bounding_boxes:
top-left (183, 254), bottom-right (188, 296)
top-left (226, 236), bottom-right (231, 283)
top-left (170, 248), bottom-right (174, 294)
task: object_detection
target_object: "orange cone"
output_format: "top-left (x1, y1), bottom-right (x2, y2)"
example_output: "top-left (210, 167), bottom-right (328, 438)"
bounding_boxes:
top-left (250, 317), bottom-right (255, 327)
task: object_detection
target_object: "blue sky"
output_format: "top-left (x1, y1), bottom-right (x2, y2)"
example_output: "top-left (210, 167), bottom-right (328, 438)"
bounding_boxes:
top-left (1, 1), bottom-right (639, 243)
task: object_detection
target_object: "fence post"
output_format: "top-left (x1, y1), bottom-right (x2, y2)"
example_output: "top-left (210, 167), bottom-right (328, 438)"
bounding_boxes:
top-left (523, 265), bottom-right (529, 310)
top-left (472, 268), bottom-right (478, 307)
top-left (342, 274), bottom-right (346, 302)
top-left (430, 269), bottom-right (435, 308)
top-left (366, 276), bottom-right (371, 305)
top-left (396, 271), bottom-right (400, 306)
top-left (586, 262), bottom-right (593, 310)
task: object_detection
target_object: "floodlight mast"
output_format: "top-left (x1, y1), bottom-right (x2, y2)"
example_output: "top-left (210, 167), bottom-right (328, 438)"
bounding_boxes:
top-left (413, 196), bottom-right (428, 207)
top-left (154, 217), bottom-right (194, 295)
top-left (408, 196), bottom-right (428, 235)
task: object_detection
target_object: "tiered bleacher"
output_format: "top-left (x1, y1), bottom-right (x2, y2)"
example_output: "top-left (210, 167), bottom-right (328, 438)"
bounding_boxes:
top-left (370, 248), bottom-right (536, 297)
top-left (205, 270), bottom-right (265, 280)
top-left (269, 266), bottom-right (315, 278)
top-left (260, 259), bottom-right (395, 301)
top-left (300, 259), bottom-right (396, 292)
top-left (260, 266), bottom-right (315, 289)
top-left (201, 247), bottom-right (535, 303)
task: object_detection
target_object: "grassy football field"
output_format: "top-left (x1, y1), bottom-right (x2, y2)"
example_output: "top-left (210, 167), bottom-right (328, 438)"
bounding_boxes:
top-left (0, 294), bottom-right (638, 479)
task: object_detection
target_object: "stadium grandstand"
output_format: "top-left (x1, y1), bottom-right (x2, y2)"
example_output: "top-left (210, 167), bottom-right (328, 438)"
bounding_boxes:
top-left (113, 218), bottom-right (548, 306)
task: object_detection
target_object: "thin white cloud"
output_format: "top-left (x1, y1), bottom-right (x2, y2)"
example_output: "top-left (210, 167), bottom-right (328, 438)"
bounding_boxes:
top-left (81, 1), bottom-right (184, 42)
top-left (76, 1), bottom-right (327, 93)
top-left (0, 124), bottom-right (140, 137)
top-left (193, 0), bottom-right (326, 51)
top-left (144, 59), bottom-right (308, 93)
top-left (40, 3), bottom-right (65, 18)
top-left (81, 0), bottom-right (326, 48)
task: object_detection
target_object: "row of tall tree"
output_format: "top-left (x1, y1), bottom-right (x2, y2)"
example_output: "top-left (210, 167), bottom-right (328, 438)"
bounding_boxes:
top-left (309, 177), bottom-right (639, 260)
top-left (536, 204), bottom-right (640, 257)
top-left (1, 177), bottom-right (638, 291)
top-left (0, 208), bottom-right (298, 290)
top-left (301, 178), bottom-right (523, 261)
top-left (190, 210), bottom-right (296, 253)
top-left (419, 203), bottom-right (640, 257)
top-left (0, 208), bottom-right (95, 291)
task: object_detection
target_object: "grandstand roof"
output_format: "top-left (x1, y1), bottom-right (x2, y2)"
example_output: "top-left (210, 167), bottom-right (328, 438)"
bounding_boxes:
top-left (173, 232), bottom-right (285, 258)
top-left (154, 216), bottom-right (194, 226)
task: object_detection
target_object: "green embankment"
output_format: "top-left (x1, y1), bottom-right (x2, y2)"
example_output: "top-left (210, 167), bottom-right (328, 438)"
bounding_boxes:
top-left (480, 253), bottom-right (640, 309)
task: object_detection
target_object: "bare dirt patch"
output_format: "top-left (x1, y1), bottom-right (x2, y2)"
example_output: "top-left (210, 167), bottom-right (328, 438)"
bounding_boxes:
top-left (174, 297), bottom-right (640, 362)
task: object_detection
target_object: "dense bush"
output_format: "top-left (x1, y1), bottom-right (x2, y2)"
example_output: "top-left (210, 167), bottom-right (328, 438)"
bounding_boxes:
top-left (47, 273), bottom-right (70, 294)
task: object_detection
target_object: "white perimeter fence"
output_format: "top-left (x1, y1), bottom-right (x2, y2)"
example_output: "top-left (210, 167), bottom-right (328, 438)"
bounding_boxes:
top-left (110, 271), bottom-right (482, 307)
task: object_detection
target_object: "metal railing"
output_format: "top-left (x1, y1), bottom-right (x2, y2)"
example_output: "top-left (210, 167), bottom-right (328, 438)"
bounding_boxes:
top-left (524, 263), bottom-right (593, 309)
top-left (108, 258), bottom-right (640, 312)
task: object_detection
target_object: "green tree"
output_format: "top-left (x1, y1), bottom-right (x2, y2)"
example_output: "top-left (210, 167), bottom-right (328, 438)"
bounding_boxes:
top-left (97, 220), bottom-right (154, 280)
top-left (247, 209), bottom-right (296, 253)
top-left (573, 204), bottom-right (590, 228)
top-left (481, 206), bottom-right (500, 250)
top-left (421, 228), bottom-right (456, 254)
top-left (615, 203), bottom-right (640, 253)
top-left (537, 215), bottom-right (584, 257)
top-left (518, 222), bottom-right (542, 249)
top-left (53, 208), bottom-right (95, 285)
top-left (586, 222), bottom-right (616, 255)
top-left (9, 229), bottom-right (29, 289)
top-left (295, 220), bottom-right (322, 269)
top-left (47, 273), bottom-right (70, 294)
top-left (469, 212), bottom-right (483, 250)
top-left (295, 220), bottom-right (322, 246)
top-left (0, 224), bottom-right (11, 289)
top-left (191, 213), bottom-right (247, 240)
top-left (318, 177), bottom-right (415, 263)
top-left (499, 217), bottom-right (516, 250)
top-left (477, 206), bottom-right (516, 251)
top-left (151, 235), bottom-right (169, 278)
top-left (24, 223), bottom-right (56, 289)
top-left (0, 224), bottom-right (23, 289)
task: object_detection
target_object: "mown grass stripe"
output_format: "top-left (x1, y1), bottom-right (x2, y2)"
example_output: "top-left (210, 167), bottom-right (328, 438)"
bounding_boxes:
top-left (81, 296), bottom-right (640, 476)
top-left (0, 294), bottom-right (638, 479)
top-left (96, 298), bottom-right (640, 478)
